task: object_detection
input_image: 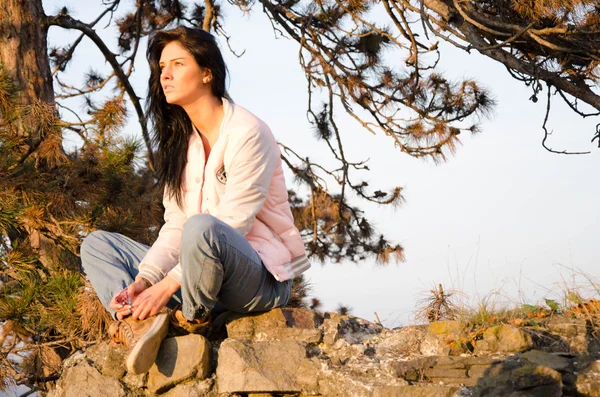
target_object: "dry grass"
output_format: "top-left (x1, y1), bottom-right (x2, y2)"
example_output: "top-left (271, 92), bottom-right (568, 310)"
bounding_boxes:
top-left (415, 283), bottom-right (461, 323)
top-left (76, 280), bottom-right (113, 341)
top-left (413, 270), bottom-right (600, 351)
top-left (22, 345), bottom-right (63, 387)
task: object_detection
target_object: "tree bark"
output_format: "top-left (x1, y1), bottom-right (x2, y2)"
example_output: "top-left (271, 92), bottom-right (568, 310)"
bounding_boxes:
top-left (0, 0), bottom-right (57, 265)
top-left (0, 0), bottom-right (54, 105)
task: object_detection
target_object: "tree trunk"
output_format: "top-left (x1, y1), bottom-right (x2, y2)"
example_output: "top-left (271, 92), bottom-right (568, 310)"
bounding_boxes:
top-left (0, 0), bottom-right (54, 105)
top-left (0, 0), bottom-right (57, 265)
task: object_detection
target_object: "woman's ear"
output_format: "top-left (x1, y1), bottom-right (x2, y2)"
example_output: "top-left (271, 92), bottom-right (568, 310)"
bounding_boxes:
top-left (203, 69), bottom-right (213, 84)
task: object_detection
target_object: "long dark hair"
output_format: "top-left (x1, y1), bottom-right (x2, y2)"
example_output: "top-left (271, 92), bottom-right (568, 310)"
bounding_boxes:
top-left (146, 26), bottom-right (228, 207)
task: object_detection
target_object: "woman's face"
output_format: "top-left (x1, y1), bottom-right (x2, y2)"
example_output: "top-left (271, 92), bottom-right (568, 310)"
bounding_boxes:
top-left (159, 41), bottom-right (211, 106)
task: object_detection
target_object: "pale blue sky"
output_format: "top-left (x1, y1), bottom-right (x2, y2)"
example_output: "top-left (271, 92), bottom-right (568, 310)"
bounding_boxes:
top-left (44, 1), bottom-right (599, 327)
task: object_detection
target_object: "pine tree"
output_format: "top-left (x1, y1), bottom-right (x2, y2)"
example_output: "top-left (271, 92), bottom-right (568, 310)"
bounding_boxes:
top-left (0, 0), bottom-right (162, 390)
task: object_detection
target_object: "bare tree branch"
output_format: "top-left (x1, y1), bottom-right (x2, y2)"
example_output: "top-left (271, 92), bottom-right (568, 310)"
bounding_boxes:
top-left (46, 13), bottom-right (155, 171)
top-left (541, 84), bottom-right (591, 155)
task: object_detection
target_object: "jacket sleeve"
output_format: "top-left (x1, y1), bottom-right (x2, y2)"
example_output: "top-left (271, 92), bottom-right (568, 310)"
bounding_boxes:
top-left (137, 188), bottom-right (186, 285)
top-left (209, 126), bottom-right (279, 235)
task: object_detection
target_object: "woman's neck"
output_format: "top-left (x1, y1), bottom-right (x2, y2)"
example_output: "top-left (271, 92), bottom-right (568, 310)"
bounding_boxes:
top-left (184, 94), bottom-right (224, 146)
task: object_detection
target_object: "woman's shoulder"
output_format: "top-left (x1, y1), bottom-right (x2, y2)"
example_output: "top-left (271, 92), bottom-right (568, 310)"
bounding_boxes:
top-left (225, 100), bottom-right (272, 139)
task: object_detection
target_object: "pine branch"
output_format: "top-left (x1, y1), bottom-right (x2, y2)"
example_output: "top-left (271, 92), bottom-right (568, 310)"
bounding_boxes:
top-left (423, 0), bottom-right (600, 111)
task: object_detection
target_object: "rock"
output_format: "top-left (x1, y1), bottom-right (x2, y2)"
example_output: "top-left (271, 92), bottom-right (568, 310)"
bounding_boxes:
top-left (60, 351), bottom-right (86, 369)
top-left (425, 367), bottom-right (468, 378)
top-left (386, 357), bottom-right (437, 381)
top-left (424, 356), bottom-right (508, 386)
top-left (161, 378), bottom-right (215, 397)
top-left (317, 369), bottom-right (399, 397)
top-left (372, 385), bottom-right (460, 397)
top-left (47, 309), bottom-right (600, 397)
top-left (147, 334), bottom-right (212, 394)
top-left (474, 365), bottom-right (562, 397)
top-left (541, 318), bottom-right (590, 353)
top-left (52, 359), bottom-right (126, 397)
top-left (226, 308), bottom-right (323, 344)
top-left (474, 325), bottom-right (533, 354)
top-left (589, 360), bottom-right (600, 372)
top-left (421, 357), bottom-right (499, 387)
top-left (101, 344), bottom-right (127, 378)
top-left (420, 321), bottom-right (467, 356)
top-left (216, 339), bottom-right (318, 393)
top-left (376, 326), bottom-right (427, 357)
top-left (576, 374), bottom-right (600, 397)
top-left (323, 313), bottom-right (341, 346)
top-left (323, 312), bottom-right (383, 346)
top-left (84, 342), bottom-right (110, 368)
top-left (122, 372), bottom-right (146, 390)
top-left (521, 350), bottom-right (571, 371)
top-left (574, 358), bottom-right (600, 397)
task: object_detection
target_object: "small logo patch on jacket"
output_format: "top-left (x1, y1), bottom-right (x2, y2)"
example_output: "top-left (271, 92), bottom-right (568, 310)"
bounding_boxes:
top-left (216, 166), bottom-right (227, 184)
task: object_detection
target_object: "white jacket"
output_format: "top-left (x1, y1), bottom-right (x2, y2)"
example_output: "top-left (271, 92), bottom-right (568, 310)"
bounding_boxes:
top-left (138, 98), bottom-right (309, 285)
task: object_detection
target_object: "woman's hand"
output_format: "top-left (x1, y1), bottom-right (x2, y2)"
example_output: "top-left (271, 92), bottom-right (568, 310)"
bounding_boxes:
top-left (109, 278), bottom-right (149, 320)
top-left (130, 276), bottom-right (180, 321)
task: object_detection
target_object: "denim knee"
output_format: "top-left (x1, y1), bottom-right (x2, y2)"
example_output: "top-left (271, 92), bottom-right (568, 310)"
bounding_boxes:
top-left (81, 230), bottom-right (104, 255)
top-left (181, 214), bottom-right (220, 247)
top-left (80, 230), bottom-right (112, 270)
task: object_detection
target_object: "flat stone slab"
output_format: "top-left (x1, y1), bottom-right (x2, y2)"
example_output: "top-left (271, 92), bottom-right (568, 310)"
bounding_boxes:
top-left (160, 378), bottom-right (214, 397)
top-left (373, 385), bottom-right (460, 397)
top-left (474, 365), bottom-right (562, 397)
top-left (51, 360), bottom-right (126, 397)
top-left (474, 325), bottom-right (534, 354)
top-left (522, 350), bottom-right (572, 371)
top-left (226, 308), bottom-right (323, 343)
top-left (217, 339), bottom-right (318, 393)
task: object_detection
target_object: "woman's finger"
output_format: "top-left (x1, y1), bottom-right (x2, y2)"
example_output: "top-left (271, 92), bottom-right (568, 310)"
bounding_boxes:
top-left (131, 296), bottom-right (151, 320)
top-left (114, 305), bottom-right (131, 319)
top-left (137, 305), bottom-right (153, 321)
top-left (109, 295), bottom-right (125, 311)
top-left (115, 306), bottom-right (130, 321)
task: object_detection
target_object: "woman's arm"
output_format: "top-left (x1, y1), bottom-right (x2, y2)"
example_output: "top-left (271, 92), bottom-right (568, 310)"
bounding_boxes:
top-left (126, 190), bottom-right (186, 320)
top-left (137, 188), bottom-right (187, 285)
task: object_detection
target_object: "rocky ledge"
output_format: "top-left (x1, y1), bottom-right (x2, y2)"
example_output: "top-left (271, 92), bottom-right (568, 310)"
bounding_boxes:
top-left (49, 309), bottom-right (600, 397)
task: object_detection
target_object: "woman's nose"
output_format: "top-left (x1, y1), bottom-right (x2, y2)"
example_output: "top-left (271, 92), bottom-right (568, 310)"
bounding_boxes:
top-left (160, 67), bottom-right (172, 80)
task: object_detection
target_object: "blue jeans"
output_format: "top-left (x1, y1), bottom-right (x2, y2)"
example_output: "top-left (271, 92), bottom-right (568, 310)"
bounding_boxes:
top-left (80, 214), bottom-right (292, 320)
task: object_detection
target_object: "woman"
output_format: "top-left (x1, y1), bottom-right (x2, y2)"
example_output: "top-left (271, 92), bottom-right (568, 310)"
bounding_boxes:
top-left (80, 26), bottom-right (309, 374)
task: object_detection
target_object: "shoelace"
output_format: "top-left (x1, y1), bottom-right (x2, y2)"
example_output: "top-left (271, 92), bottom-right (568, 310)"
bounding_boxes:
top-left (110, 320), bottom-right (135, 346)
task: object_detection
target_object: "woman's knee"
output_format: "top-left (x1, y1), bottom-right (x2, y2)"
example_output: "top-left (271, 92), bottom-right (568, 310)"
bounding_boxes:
top-left (80, 230), bottom-right (118, 269)
top-left (182, 214), bottom-right (219, 238)
top-left (81, 230), bottom-right (109, 255)
top-left (181, 214), bottom-right (222, 254)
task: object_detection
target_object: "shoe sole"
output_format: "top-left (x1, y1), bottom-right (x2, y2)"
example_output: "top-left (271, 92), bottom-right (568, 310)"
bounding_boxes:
top-left (126, 312), bottom-right (170, 374)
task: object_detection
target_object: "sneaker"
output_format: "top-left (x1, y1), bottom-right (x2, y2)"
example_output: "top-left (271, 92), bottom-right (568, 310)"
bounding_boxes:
top-left (108, 311), bottom-right (169, 374)
top-left (169, 307), bottom-right (211, 336)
